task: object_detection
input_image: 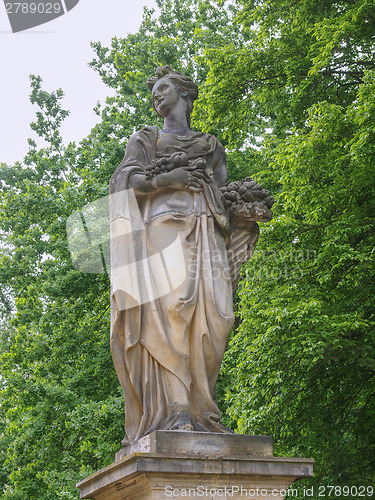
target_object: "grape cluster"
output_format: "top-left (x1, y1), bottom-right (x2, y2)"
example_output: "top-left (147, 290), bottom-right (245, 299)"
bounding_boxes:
top-left (145, 154), bottom-right (183, 179)
top-left (145, 152), bottom-right (208, 180)
top-left (221, 177), bottom-right (274, 220)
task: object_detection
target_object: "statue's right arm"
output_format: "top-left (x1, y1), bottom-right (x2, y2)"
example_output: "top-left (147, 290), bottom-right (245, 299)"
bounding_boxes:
top-left (110, 167), bottom-right (195, 195)
top-left (129, 169), bottom-right (201, 193)
top-left (109, 130), bottom-right (155, 193)
top-left (128, 174), bottom-right (154, 193)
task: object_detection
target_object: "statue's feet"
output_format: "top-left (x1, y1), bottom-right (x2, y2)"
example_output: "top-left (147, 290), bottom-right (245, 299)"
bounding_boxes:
top-left (121, 435), bottom-right (130, 447)
top-left (170, 416), bottom-right (194, 432)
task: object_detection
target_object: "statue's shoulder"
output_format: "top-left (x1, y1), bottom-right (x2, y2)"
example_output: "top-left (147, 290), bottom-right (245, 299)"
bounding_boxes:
top-left (196, 131), bottom-right (225, 159)
top-left (129, 125), bottom-right (159, 141)
top-left (193, 130), bottom-right (223, 146)
top-left (200, 130), bottom-right (223, 144)
top-left (124, 126), bottom-right (159, 152)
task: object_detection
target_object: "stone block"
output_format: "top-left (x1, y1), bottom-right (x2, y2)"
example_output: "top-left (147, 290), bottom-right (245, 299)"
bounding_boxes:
top-left (76, 431), bottom-right (314, 500)
top-left (115, 430), bottom-right (273, 461)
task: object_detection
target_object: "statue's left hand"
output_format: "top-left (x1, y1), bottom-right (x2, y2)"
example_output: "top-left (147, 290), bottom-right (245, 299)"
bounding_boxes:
top-left (185, 165), bottom-right (212, 186)
top-left (155, 167), bottom-right (202, 191)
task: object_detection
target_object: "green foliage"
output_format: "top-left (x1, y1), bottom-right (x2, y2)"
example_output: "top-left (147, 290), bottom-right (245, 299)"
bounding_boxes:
top-left (200, 0), bottom-right (375, 493)
top-left (0, 75), bottom-right (124, 499)
top-left (195, 0), bottom-right (375, 145)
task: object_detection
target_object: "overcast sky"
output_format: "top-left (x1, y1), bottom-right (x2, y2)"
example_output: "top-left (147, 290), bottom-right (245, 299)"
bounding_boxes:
top-left (0, 0), bottom-right (158, 165)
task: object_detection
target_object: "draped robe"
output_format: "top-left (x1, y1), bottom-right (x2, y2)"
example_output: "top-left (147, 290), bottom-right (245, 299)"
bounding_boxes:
top-left (109, 126), bottom-right (235, 444)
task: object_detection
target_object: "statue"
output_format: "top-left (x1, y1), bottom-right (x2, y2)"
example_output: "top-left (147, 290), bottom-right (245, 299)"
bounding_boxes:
top-left (109, 66), bottom-right (273, 446)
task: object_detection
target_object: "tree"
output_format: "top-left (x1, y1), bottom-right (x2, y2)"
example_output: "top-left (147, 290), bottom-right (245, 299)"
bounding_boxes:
top-left (196, 0), bottom-right (375, 493)
top-left (0, 75), bottom-right (124, 499)
top-left (1, 0), bottom-right (374, 496)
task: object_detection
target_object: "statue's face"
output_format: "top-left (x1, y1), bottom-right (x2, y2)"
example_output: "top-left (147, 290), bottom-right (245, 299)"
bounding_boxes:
top-left (152, 77), bottom-right (182, 117)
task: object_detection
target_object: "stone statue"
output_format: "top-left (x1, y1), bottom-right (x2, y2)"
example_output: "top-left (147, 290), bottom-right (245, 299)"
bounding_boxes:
top-left (109, 66), bottom-right (273, 446)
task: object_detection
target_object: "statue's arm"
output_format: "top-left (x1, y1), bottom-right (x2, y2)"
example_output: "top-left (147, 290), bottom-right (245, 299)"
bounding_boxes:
top-left (212, 141), bottom-right (228, 188)
top-left (127, 174), bottom-right (154, 193)
top-left (114, 164), bottom-right (203, 194)
top-left (127, 170), bottom-right (200, 193)
top-left (214, 160), bottom-right (228, 187)
top-left (109, 129), bottom-right (176, 194)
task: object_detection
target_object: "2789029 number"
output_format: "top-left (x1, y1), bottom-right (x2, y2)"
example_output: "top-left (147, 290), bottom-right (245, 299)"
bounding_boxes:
top-left (318, 486), bottom-right (374, 497)
top-left (5, 2), bottom-right (62, 14)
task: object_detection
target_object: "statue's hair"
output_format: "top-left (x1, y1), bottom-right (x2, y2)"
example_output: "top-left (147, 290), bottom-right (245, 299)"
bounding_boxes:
top-left (147, 66), bottom-right (198, 126)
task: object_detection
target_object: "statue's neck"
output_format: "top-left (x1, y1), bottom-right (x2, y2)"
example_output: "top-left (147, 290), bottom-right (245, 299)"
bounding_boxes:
top-left (163, 101), bottom-right (190, 134)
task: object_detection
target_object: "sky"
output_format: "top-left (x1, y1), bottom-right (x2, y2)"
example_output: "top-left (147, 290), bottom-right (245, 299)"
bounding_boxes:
top-left (0, 0), bottom-right (158, 166)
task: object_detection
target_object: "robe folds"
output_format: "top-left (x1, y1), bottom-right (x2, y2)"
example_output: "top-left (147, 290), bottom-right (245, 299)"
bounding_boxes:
top-left (109, 126), bottom-right (235, 444)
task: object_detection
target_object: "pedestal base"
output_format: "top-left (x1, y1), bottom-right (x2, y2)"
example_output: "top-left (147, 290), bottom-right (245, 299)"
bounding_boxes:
top-left (76, 431), bottom-right (313, 499)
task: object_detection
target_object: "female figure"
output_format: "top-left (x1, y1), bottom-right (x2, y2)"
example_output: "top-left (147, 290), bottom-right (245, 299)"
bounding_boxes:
top-left (109, 67), bottom-right (245, 445)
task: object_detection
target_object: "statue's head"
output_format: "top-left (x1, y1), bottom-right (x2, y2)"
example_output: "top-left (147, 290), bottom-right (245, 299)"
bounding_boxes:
top-left (147, 66), bottom-right (198, 126)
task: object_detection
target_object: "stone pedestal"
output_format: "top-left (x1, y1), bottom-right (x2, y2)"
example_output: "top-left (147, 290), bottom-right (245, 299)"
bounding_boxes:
top-left (76, 431), bottom-right (313, 499)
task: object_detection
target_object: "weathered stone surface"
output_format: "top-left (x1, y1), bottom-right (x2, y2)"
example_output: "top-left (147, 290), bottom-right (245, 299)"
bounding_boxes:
top-left (109, 66), bottom-right (270, 445)
top-left (115, 430), bottom-right (273, 461)
top-left (76, 431), bottom-right (314, 499)
top-left (77, 453), bottom-right (314, 499)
